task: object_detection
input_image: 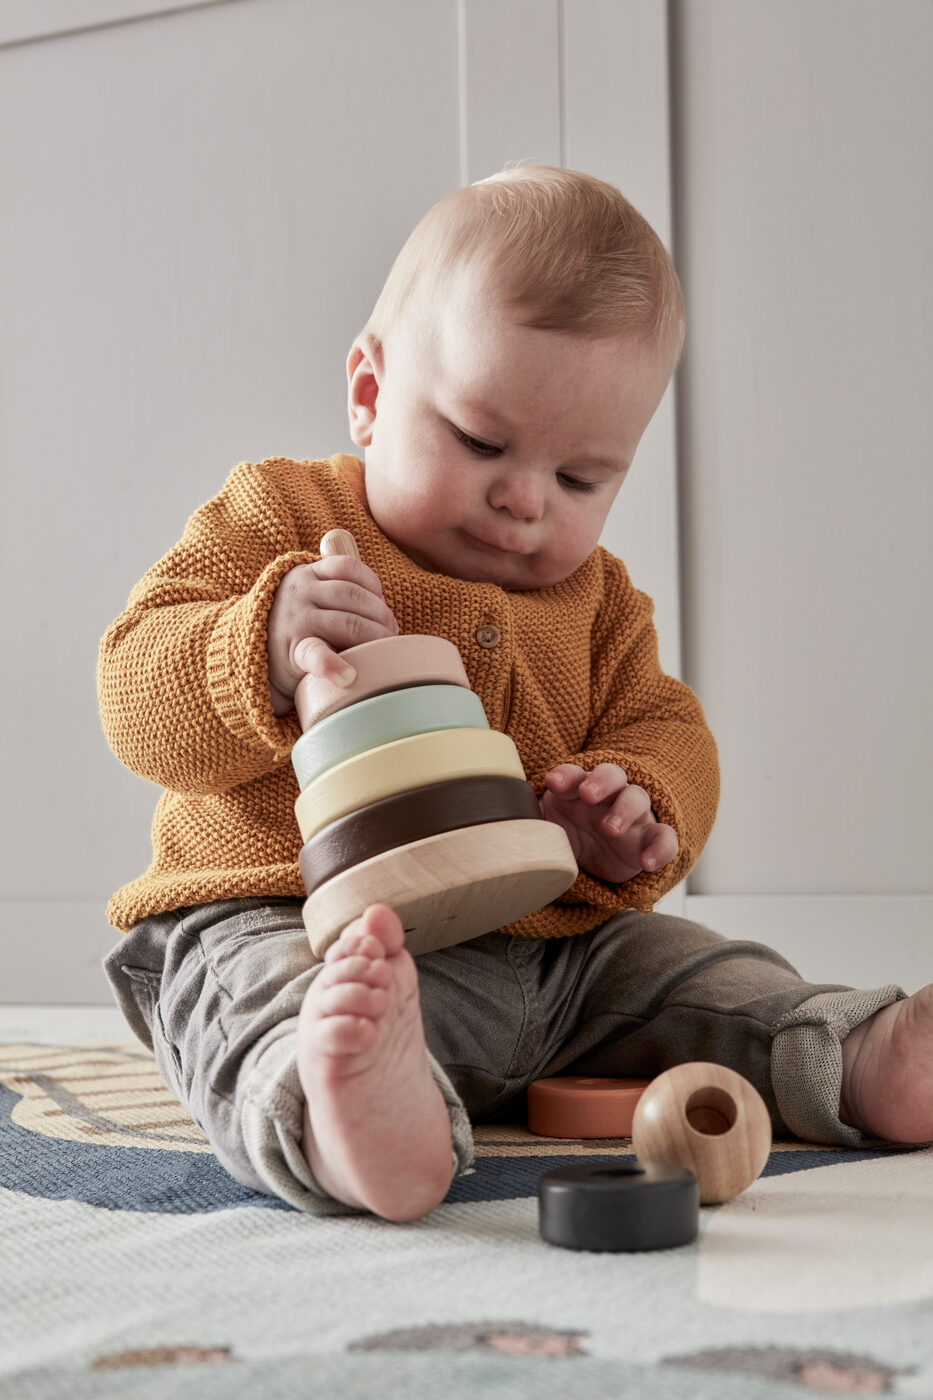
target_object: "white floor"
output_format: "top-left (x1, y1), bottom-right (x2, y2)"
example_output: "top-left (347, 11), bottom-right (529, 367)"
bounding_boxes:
top-left (0, 1004), bottom-right (131, 1042)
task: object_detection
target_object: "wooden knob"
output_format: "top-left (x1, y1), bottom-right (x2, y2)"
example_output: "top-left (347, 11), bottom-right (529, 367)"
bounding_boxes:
top-left (630, 1062), bottom-right (772, 1204)
top-left (320, 529), bottom-right (361, 560)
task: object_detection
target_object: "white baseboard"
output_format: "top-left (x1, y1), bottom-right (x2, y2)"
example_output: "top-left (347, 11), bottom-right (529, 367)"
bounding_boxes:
top-left (2, 901), bottom-right (117, 1005)
top-left (683, 894), bottom-right (931, 994)
top-left (0, 1005), bottom-right (130, 1039)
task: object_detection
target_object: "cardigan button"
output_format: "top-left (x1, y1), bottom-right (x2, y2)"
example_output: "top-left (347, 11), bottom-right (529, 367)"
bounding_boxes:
top-left (475, 624), bottom-right (501, 649)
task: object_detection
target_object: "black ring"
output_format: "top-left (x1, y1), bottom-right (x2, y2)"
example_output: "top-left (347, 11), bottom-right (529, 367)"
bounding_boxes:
top-left (538, 1162), bottom-right (698, 1252)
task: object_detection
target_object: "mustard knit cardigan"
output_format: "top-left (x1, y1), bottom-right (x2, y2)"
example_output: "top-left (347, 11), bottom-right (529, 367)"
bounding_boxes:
top-left (99, 455), bottom-right (719, 936)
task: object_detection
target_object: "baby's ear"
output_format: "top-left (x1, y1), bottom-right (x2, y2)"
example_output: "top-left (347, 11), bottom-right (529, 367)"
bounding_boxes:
top-left (346, 334), bottom-right (383, 447)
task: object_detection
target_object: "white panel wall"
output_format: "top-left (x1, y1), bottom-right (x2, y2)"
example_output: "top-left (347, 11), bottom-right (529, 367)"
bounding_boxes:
top-left (1, 0), bottom-right (678, 1000)
top-left (673, 0), bottom-right (932, 989)
top-left (463, 0), bottom-right (682, 673)
top-left (562, 0), bottom-right (681, 680)
top-left (0, 0), bottom-right (461, 1001)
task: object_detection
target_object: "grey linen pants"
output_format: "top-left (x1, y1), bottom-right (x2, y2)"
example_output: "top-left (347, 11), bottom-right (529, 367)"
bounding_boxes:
top-left (104, 897), bottom-right (904, 1215)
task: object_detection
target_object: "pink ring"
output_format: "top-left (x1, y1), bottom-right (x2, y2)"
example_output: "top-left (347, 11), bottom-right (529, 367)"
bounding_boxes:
top-left (294, 634), bottom-right (470, 730)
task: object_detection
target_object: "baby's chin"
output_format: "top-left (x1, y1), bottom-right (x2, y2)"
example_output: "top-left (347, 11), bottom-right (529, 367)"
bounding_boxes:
top-left (384, 524), bottom-right (575, 589)
top-left (404, 546), bottom-right (562, 591)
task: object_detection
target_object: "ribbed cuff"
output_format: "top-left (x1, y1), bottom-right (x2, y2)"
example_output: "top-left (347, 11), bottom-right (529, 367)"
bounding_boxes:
top-left (205, 551), bottom-right (317, 759)
top-left (771, 985), bottom-right (907, 1147)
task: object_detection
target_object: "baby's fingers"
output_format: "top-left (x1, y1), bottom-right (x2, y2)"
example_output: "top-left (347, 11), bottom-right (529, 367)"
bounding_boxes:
top-left (543, 763), bottom-right (588, 796)
top-left (579, 763), bottom-right (630, 806)
top-left (601, 781), bottom-right (650, 836)
top-left (640, 822), bottom-right (679, 874)
top-left (312, 553), bottom-right (393, 606)
top-left (293, 635), bottom-right (356, 686)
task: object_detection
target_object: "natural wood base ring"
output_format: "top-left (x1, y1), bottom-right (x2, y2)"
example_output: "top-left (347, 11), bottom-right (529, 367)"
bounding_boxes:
top-left (301, 818), bottom-right (578, 959)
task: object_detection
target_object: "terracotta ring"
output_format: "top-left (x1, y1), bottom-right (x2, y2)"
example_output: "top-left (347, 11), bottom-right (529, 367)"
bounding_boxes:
top-left (299, 774), bottom-right (542, 893)
top-left (291, 684), bottom-right (490, 791)
top-left (527, 1076), bottom-right (653, 1139)
top-left (294, 726), bottom-right (525, 843)
top-left (294, 634), bottom-right (470, 730)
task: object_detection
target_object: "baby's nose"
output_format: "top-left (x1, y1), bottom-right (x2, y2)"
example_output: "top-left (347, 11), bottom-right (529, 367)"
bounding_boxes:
top-left (488, 473), bottom-right (544, 521)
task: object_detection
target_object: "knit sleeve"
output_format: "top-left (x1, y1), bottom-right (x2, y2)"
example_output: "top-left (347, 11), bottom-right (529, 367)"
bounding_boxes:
top-left (527, 553), bottom-right (719, 914)
top-left (97, 461), bottom-right (313, 794)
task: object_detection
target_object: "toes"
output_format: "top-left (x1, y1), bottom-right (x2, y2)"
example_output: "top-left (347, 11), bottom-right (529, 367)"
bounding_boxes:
top-left (311, 1014), bottom-right (379, 1057)
top-left (318, 955), bottom-right (392, 991)
top-left (318, 981), bottom-right (388, 1022)
top-left (325, 905), bottom-right (406, 963)
top-left (324, 928), bottom-right (383, 963)
top-left (359, 904), bottom-right (406, 955)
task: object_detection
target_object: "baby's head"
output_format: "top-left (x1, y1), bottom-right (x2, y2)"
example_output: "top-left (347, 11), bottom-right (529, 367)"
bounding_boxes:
top-left (347, 166), bottom-right (683, 589)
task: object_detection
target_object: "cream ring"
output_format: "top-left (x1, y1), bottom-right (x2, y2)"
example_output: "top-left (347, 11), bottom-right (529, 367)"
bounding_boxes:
top-left (294, 727), bottom-right (525, 843)
top-left (291, 684), bottom-right (489, 790)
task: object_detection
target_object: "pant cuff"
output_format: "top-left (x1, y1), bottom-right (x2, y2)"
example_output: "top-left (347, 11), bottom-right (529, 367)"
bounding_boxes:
top-left (771, 984), bottom-right (906, 1147)
top-left (240, 1029), bottom-right (475, 1215)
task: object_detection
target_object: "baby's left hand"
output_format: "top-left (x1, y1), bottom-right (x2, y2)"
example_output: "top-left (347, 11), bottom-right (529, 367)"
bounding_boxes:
top-left (540, 763), bottom-right (679, 885)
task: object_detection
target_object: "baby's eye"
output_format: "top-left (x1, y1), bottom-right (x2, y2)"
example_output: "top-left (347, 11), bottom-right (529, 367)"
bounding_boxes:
top-left (558, 473), bottom-right (597, 494)
top-left (452, 426), bottom-right (501, 457)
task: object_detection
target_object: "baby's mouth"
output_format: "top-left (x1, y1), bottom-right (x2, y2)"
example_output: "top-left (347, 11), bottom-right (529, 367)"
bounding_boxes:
top-left (463, 529), bottom-right (532, 557)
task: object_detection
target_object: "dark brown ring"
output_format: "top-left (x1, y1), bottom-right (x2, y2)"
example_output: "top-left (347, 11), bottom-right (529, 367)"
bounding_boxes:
top-left (298, 774), bottom-right (542, 895)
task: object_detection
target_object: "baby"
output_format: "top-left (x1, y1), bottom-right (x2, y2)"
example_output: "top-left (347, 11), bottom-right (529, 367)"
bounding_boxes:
top-left (100, 167), bottom-right (932, 1223)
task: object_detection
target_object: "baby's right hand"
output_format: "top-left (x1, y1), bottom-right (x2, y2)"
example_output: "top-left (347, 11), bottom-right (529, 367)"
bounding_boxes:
top-left (267, 555), bottom-right (399, 715)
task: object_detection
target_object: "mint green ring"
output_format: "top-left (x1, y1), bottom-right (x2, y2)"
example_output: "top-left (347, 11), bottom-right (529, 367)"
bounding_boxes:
top-left (291, 683), bottom-right (490, 790)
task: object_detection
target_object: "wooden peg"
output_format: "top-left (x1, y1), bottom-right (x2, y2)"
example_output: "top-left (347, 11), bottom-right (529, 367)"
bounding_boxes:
top-left (630, 1062), bottom-right (772, 1204)
top-left (319, 528), bottom-right (361, 560)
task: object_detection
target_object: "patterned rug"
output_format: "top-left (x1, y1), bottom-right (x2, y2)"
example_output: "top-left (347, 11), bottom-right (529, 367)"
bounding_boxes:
top-left (2, 1040), bottom-right (932, 1399)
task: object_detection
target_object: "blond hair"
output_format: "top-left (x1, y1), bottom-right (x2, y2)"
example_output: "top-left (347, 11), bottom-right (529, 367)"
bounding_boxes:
top-left (360, 164), bottom-right (684, 359)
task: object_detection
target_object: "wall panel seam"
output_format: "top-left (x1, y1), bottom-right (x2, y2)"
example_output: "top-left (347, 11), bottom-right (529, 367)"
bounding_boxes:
top-left (0, 0), bottom-right (242, 51)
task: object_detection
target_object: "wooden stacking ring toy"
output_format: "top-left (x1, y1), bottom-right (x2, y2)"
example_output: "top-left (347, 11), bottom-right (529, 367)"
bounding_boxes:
top-left (527, 1076), bottom-right (653, 1139)
top-left (291, 529), bottom-right (578, 958)
top-left (538, 1161), bottom-right (698, 1253)
top-left (630, 1061), bottom-right (772, 1204)
top-left (299, 775), bottom-right (541, 894)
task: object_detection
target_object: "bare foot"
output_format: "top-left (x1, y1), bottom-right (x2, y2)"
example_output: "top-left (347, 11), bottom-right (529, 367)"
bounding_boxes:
top-left (296, 903), bottom-right (454, 1221)
top-left (840, 984), bottom-right (933, 1142)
